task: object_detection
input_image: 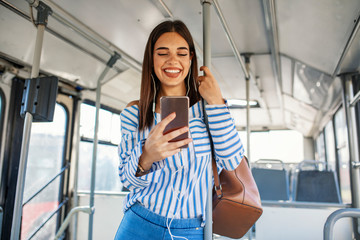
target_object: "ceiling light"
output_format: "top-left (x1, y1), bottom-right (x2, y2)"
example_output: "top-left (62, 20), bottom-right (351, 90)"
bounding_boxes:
top-left (227, 99), bottom-right (260, 109)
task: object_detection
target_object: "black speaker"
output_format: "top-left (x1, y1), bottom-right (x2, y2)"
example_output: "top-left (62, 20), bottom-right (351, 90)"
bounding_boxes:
top-left (20, 76), bottom-right (58, 122)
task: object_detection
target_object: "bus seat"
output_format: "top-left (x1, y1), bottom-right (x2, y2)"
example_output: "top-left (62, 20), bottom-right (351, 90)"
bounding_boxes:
top-left (294, 170), bottom-right (341, 203)
top-left (293, 160), bottom-right (341, 203)
top-left (251, 159), bottom-right (290, 201)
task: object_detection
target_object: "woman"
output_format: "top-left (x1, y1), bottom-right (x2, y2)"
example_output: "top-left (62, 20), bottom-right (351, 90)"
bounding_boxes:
top-left (115, 20), bottom-right (244, 240)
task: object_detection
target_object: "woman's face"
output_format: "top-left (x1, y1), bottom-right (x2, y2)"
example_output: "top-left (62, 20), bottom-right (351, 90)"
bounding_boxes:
top-left (153, 32), bottom-right (192, 95)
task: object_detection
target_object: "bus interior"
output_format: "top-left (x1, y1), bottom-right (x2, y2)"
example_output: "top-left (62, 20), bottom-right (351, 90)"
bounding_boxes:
top-left (0, 0), bottom-right (360, 239)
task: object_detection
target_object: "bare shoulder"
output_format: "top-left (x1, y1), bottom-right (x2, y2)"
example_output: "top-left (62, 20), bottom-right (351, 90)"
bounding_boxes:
top-left (126, 100), bottom-right (140, 108)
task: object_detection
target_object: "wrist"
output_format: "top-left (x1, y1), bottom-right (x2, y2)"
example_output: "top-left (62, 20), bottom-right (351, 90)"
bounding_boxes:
top-left (207, 97), bottom-right (225, 105)
top-left (139, 150), bottom-right (152, 171)
top-left (136, 161), bottom-right (151, 176)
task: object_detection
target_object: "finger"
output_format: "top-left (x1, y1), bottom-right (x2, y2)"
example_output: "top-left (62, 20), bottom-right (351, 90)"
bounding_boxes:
top-left (155, 112), bottom-right (176, 132)
top-left (163, 126), bottom-right (189, 141)
top-left (200, 66), bottom-right (213, 78)
top-left (160, 138), bottom-right (193, 159)
top-left (161, 149), bottom-right (181, 159)
top-left (167, 138), bottom-right (193, 149)
top-left (197, 76), bottom-right (205, 87)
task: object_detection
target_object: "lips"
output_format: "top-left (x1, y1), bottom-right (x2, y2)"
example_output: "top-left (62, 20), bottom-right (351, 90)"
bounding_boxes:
top-left (163, 68), bottom-right (182, 78)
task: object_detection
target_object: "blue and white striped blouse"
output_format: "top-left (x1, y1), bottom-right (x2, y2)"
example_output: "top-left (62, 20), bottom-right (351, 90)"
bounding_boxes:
top-left (118, 100), bottom-right (244, 225)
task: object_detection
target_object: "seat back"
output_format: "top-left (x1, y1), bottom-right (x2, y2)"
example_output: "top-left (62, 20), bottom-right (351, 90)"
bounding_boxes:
top-left (294, 170), bottom-right (341, 203)
top-left (251, 159), bottom-right (290, 201)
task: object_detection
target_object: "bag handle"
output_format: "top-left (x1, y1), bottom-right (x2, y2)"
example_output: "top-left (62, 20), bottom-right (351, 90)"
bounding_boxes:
top-left (202, 99), bottom-right (223, 198)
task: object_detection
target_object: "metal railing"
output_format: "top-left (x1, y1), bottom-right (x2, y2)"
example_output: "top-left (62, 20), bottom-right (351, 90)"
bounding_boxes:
top-left (323, 208), bottom-right (360, 240)
top-left (22, 164), bottom-right (69, 206)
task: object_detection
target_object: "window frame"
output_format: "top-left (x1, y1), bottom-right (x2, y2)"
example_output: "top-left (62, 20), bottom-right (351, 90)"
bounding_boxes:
top-left (0, 88), bottom-right (5, 164)
top-left (21, 102), bottom-right (70, 240)
top-left (77, 100), bottom-right (122, 193)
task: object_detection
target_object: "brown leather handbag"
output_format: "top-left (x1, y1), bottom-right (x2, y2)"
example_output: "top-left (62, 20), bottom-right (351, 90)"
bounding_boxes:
top-left (202, 99), bottom-right (262, 238)
top-left (201, 100), bottom-right (262, 238)
top-left (212, 156), bottom-right (263, 238)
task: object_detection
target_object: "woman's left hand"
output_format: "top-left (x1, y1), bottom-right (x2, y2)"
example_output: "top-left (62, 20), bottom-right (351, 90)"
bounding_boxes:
top-left (197, 66), bottom-right (225, 105)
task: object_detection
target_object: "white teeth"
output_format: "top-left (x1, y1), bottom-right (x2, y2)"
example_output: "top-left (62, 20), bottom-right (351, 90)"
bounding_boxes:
top-left (164, 69), bottom-right (180, 73)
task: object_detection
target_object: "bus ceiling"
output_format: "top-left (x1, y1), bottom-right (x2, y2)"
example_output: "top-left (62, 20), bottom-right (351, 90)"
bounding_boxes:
top-left (0, 0), bottom-right (360, 137)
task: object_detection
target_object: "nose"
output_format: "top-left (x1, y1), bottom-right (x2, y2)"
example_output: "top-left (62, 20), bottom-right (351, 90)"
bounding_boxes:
top-left (166, 53), bottom-right (179, 64)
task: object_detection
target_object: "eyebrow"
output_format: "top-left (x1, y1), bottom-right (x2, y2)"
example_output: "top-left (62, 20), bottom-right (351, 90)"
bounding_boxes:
top-left (155, 47), bottom-right (189, 51)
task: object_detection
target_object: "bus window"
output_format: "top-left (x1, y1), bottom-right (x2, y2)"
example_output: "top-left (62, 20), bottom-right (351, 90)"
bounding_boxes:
top-left (316, 132), bottom-right (326, 163)
top-left (324, 121), bottom-right (336, 171)
top-left (239, 130), bottom-right (304, 163)
top-left (22, 103), bottom-right (67, 240)
top-left (334, 107), bottom-right (351, 204)
top-left (78, 102), bottom-right (122, 192)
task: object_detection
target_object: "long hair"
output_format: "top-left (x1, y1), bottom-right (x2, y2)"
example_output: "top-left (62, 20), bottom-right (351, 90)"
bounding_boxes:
top-left (139, 20), bottom-right (200, 131)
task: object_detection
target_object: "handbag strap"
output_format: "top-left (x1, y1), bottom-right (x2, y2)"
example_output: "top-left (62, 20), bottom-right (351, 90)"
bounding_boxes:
top-left (202, 99), bottom-right (223, 198)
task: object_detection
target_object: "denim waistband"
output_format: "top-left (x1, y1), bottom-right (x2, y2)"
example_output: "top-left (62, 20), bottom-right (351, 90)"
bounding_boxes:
top-left (129, 202), bottom-right (202, 229)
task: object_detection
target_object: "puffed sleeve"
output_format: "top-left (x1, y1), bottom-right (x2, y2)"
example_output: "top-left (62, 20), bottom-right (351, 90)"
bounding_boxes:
top-left (205, 103), bottom-right (245, 171)
top-left (118, 106), bottom-right (151, 191)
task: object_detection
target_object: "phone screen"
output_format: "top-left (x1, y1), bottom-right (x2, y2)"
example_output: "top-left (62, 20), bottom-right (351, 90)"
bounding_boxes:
top-left (160, 96), bottom-right (189, 148)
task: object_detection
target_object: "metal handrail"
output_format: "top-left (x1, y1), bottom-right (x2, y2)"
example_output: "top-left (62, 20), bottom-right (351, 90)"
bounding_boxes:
top-left (350, 89), bottom-right (360, 107)
top-left (10, 3), bottom-right (47, 237)
top-left (23, 163), bottom-right (69, 206)
top-left (212, 0), bottom-right (248, 79)
top-left (298, 160), bottom-right (329, 171)
top-left (254, 159), bottom-right (286, 169)
top-left (26, 198), bottom-right (68, 240)
top-left (55, 206), bottom-right (94, 240)
top-left (323, 208), bottom-right (360, 240)
top-left (201, 1), bottom-right (213, 240)
top-left (41, 0), bottom-right (141, 72)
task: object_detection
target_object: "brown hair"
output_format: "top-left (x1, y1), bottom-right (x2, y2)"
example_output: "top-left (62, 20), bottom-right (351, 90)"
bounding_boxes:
top-left (139, 20), bottom-right (200, 131)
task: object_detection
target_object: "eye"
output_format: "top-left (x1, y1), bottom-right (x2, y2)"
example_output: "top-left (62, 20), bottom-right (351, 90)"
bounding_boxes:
top-left (157, 53), bottom-right (168, 56)
top-left (178, 53), bottom-right (188, 57)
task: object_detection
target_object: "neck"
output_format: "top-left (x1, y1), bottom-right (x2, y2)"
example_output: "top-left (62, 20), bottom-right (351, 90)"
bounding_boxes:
top-left (154, 84), bottom-right (186, 113)
top-left (158, 84), bottom-right (186, 97)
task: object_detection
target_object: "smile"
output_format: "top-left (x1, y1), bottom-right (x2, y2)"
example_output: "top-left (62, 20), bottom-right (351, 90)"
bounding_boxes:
top-left (164, 69), bottom-right (181, 73)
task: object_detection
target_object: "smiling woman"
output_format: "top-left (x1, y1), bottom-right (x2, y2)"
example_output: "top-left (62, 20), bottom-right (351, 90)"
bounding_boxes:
top-left (115, 20), bottom-right (245, 240)
top-left (153, 32), bottom-right (192, 94)
top-left (1, 0), bottom-right (360, 239)
top-left (138, 20), bottom-right (201, 131)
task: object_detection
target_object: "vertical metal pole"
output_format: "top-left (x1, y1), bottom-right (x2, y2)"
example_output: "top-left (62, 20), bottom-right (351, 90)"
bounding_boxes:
top-left (245, 57), bottom-right (251, 161)
top-left (346, 79), bottom-right (360, 208)
top-left (10, 23), bottom-right (45, 240)
top-left (246, 80), bottom-right (250, 159)
top-left (88, 52), bottom-right (119, 240)
top-left (341, 74), bottom-right (360, 237)
top-left (202, 1), bottom-right (213, 240)
top-left (88, 66), bottom-right (110, 240)
top-left (72, 100), bottom-right (82, 240)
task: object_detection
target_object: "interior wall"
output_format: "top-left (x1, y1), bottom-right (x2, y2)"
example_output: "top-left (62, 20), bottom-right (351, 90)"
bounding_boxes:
top-left (303, 137), bottom-right (315, 160)
top-left (74, 193), bottom-right (125, 240)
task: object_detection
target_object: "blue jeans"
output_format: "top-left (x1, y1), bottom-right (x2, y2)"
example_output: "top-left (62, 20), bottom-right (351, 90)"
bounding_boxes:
top-left (114, 203), bottom-right (204, 240)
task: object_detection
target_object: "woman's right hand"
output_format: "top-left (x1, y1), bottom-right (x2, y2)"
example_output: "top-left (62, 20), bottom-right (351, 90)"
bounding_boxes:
top-left (139, 112), bottom-right (192, 171)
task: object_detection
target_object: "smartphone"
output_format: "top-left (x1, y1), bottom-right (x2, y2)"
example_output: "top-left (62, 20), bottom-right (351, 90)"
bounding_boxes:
top-left (160, 96), bottom-right (189, 148)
